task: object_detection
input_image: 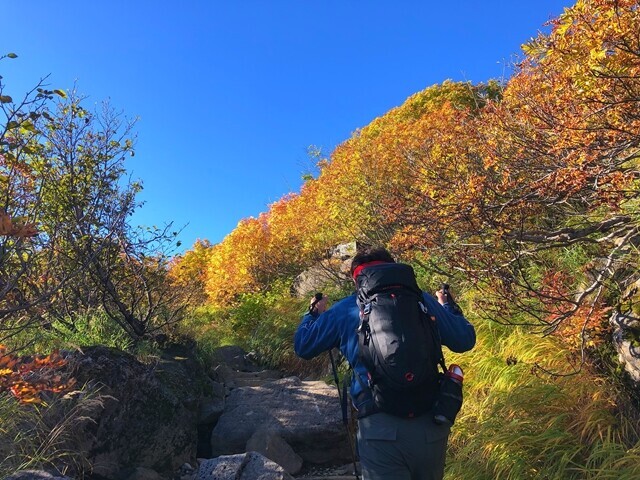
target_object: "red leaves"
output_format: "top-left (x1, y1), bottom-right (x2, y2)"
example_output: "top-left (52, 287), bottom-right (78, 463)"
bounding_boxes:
top-left (0, 345), bottom-right (75, 404)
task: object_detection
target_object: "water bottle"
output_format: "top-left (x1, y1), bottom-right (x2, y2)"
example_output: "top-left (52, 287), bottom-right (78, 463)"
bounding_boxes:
top-left (447, 365), bottom-right (464, 384)
top-left (433, 364), bottom-right (464, 426)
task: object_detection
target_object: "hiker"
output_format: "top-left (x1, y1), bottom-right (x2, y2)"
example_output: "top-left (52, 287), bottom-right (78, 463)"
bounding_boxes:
top-left (294, 247), bottom-right (476, 480)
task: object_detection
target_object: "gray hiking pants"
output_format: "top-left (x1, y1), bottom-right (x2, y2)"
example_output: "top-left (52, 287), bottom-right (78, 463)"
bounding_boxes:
top-left (357, 412), bottom-right (450, 480)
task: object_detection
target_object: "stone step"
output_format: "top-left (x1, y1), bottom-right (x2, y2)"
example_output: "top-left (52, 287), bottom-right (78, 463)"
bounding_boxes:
top-left (295, 476), bottom-right (358, 480)
top-left (294, 463), bottom-right (360, 479)
top-left (230, 377), bottom-right (278, 388)
top-left (214, 364), bottom-right (284, 386)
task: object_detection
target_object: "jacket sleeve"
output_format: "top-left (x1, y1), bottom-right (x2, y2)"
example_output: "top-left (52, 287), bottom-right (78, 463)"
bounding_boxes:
top-left (294, 306), bottom-right (342, 360)
top-left (422, 293), bottom-right (476, 353)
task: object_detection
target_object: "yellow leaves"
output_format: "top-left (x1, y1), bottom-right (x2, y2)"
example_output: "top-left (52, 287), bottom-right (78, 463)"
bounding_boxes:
top-left (169, 239), bottom-right (212, 288)
top-left (205, 215), bottom-right (273, 305)
top-left (192, 0), bottom-right (640, 318)
top-left (589, 46), bottom-right (607, 63)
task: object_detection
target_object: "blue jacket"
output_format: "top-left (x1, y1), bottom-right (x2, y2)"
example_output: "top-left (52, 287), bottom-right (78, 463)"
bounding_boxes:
top-left (294, 291), bottom-right (476, 411)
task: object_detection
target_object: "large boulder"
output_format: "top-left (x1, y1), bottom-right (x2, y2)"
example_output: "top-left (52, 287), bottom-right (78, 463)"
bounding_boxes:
top-left (609, 277), bottom-right (640, 384)
top-left (246, 430), bottom-right (303, 475)
top-left (610, 309), bottom-right (640, 382)
top-left (210, 346), bottom-right (251, 372)
top-left (210, 377), bottom-right (350, 466)
top-left (291, 242), bottom-right (356, 298)
top-left (123, 467), bottom-right (167, 480)
top-left (198, 378), bottom-right (226, 424)
top-left (213, 364), bottom-right (284, 390)
top-left (61, 345), bottom-right (204, 479)
top-left (196, 452), bottom-right (294, 480)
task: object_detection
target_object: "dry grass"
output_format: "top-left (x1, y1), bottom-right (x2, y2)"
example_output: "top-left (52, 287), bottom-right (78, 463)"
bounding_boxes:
top-left (0, 387), bottom-right (106, 478)
top-left (445, 319), bottom-right (640, 479)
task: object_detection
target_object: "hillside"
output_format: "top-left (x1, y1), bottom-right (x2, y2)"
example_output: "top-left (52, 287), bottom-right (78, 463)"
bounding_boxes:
top-left (2, 0), bottom-right (640, 478)
top-left (170, 0), bottom-right (640, 477)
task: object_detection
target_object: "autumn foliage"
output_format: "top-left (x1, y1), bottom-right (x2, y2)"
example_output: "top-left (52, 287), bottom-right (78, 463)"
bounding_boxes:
top-left (176, 0), bottom-right (640, 352)
top-left (0, 211), bottom-right (37, 237)
top-left (0, 345), bottom-right (74, 403)
top-left (1, 61), bottom-right (186, 344)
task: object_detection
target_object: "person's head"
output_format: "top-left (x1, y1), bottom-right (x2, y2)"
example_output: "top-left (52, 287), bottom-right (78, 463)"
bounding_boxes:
top-left (350, 246), bottom-right (395, 278)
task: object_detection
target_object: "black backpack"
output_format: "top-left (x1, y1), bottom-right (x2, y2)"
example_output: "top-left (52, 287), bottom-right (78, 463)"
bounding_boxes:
top-left (355, 262), bottom-right (445, 418)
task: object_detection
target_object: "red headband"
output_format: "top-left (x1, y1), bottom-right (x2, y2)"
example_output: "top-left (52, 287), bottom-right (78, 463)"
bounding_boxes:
top-left (352, 260), bottom-right (388, 280)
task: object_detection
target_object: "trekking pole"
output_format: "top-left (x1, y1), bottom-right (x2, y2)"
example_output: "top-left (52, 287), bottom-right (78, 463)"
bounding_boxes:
top-left (312, 292), bottom-right (360, 479)
top-left (329, 348), bottom-right (361, 480)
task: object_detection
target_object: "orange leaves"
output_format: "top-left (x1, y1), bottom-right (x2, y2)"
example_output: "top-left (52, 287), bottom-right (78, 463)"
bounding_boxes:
top-left (518, 0), bottom-right (640, 147)
top-left (169, 239), bottom-right (211, 295)
top-left (470, 0), bottom-right (640, 244)
top-left (538, 271), bottom-right (573, 317)
top-left (190, 0), bottom-right (640, 344)
top-left (0, 348), bottom-right (19, 371)
top-left (0, 211), bottom-right (38, 237)
top-left (197, 81), bottom-right (503, 304)
top-left (0, 345), bottom-right (75, 404)
top-left (205, 215), bottom-right (271, 305)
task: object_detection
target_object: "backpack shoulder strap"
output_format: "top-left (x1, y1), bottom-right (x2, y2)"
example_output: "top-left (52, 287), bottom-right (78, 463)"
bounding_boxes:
top-left (419, 297), bottom-right (448, 373)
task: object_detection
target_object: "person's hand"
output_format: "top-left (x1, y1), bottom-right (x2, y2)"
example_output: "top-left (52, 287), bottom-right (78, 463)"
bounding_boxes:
top-left (435, 288), bottom-right (448, 306)
top-left (309, 294), bottom-right (328, 314)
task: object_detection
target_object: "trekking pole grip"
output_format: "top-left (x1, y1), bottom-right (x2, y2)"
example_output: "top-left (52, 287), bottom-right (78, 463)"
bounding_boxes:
top-left (441, 283), bottom-right (452, 303)
top-left (441, 283), bottom-right (463, 315)
top-left (309, 292), bottom-right (324, 314)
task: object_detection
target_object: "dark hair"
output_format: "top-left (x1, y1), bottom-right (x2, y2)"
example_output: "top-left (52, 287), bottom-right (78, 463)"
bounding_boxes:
top-left (350, 246), bottom-right (395, 276)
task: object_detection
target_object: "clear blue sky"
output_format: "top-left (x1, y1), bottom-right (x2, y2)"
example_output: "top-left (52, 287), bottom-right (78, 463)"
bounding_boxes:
top-left (2, 1), bottom-right (572, 251)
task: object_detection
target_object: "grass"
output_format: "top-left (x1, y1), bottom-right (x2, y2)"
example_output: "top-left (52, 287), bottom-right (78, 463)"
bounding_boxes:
top-left (177, 281), bottom-right (352, 376)
top-left (0, 388), bottom-right (105, 479)
top-left (6, 312), bottom-right (142, 354)
top-left (445, 320), bottom-right (640, 479)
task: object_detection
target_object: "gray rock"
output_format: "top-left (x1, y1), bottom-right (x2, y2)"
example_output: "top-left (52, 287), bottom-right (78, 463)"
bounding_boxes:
top-left (177, 463), bottom-right (197, 480)
top-left (291, 264), bottom-right (351, 299)
top-left (613, 333), bottom-right (640, 382)
top-left (210, 346), bottom-right (249, 371)
top-left (197, 452), bottom-right (294, 480)
top-left (5, 471), bottom-right (71, 480)
top-left (246, 430), bottom-right (303, 475)
top-left (291, 242), bottom-right (356, 298)
top-left (610, 310), bottom-right (640, 383)
top-left (124, 467), bottom-right (167, 480)
top-left (61, 345), bottom-right (203, 479)
top-left (199, 379), bottom-right (226, 424)
top-left (214, 364), bottom-right (284, 390)
top-left (611, 310), bottom-right (640, 331)
top-left (211, 377), bottom-right (350, 466)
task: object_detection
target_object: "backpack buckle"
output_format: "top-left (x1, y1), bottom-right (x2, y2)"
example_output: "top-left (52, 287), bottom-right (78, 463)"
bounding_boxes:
top-left (363, 303), bottom-right (372, 316)
top-left (419, 301), bottom-right (428, 314)
top-left (358, 319), bottom-right (371, 346)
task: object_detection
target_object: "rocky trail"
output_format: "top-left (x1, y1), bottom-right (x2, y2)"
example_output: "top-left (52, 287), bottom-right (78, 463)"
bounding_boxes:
top-left (202, 346), bottom-right (360, 479)
top-left (5, 344), bottom-right (360, 480)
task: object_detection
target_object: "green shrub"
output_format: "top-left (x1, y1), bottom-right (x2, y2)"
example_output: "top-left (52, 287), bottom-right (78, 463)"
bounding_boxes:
top-left (7, 312), bottom-right (133, 355)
